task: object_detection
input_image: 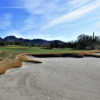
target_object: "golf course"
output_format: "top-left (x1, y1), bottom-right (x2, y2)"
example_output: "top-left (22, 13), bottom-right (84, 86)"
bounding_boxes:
top-left (0, 46), bottom-right (100, 74)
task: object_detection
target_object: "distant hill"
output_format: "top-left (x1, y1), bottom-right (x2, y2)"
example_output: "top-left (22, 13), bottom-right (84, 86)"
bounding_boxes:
top-left (0, 36), bottom-right (66, 46)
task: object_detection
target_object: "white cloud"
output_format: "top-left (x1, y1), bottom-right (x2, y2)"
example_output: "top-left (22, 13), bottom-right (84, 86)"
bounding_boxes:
top-left (21, 0), bottom-right (70, 33)
top-left (69, 0), bottom-right (91, 9)
top-left (23, 0), bottom-right (91, 15)
top-left (42, 0), bottom-right (100, 30)
top-left (22, 0), bottom-right (100, 32)
top-left (7, 30), bottom-right (23, 38)
top-left (24, 0), bottom-right (43, 14)
top-left (69, 0), bottom-right (89, 5)
top-left (23, 0), bottom-right (69, 17)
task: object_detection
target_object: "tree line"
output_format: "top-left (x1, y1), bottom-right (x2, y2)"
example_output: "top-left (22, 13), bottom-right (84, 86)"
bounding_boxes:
top-left (49, 33), bottom-right (100, 50)
top-left (0, 33), bottom-right (100, 50)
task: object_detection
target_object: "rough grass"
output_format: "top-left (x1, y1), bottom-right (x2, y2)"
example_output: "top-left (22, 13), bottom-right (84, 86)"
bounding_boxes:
top-left (0, 46), bottom-right (90, 58)
top-left (0, 46), bottom-right (76, 59)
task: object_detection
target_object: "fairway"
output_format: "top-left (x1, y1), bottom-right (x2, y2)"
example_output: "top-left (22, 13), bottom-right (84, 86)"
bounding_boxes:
top-left (0, 46), bottom-right (76, 59)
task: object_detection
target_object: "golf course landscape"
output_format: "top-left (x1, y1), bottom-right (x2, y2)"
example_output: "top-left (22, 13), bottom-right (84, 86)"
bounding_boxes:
top-left (0, 46), bottom-right (100, 74)
top-left (0, 0), bottom-right (100, 99)
top-left (0, 46), bottom-right (100, 100)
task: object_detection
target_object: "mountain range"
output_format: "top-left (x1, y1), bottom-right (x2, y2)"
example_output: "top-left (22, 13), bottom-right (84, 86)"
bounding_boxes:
top-left (0, 36), bottom-right (66, 46)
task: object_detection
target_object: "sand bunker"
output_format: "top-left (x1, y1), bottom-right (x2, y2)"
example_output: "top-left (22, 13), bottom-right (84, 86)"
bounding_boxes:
top-left (0, 57), bottom-right (100, 100)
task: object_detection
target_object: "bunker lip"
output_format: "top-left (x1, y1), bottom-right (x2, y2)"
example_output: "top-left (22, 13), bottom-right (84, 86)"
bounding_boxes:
top-left (0, 50), bottom-right (100, 75)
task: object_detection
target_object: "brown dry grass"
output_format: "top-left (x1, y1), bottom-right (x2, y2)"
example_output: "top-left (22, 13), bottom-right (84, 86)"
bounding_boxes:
top-left (75, 50), bottom-right (100, 55)
top-left (0, 59), bottom-right (22, 74)
top-left (0, 54), bottom-right (42, 74)
top-left (0, 51), bottom-right (3, 54)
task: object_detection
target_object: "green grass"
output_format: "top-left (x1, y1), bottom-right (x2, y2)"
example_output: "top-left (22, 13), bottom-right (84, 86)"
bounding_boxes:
top-left (0, 46), bottom-right (87, 59)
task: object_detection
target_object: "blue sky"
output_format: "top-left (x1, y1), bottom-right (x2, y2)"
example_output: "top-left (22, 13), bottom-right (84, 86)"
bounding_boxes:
top-left (0, 0), bottom-right (100, 41)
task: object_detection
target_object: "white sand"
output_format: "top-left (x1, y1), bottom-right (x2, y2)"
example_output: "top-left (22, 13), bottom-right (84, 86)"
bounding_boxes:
top-left (0, 57), bottom-right (100, 100)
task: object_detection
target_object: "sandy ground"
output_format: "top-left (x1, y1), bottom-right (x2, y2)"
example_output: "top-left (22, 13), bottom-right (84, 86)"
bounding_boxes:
top-left (0, 57), bottom-right (100, 100)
